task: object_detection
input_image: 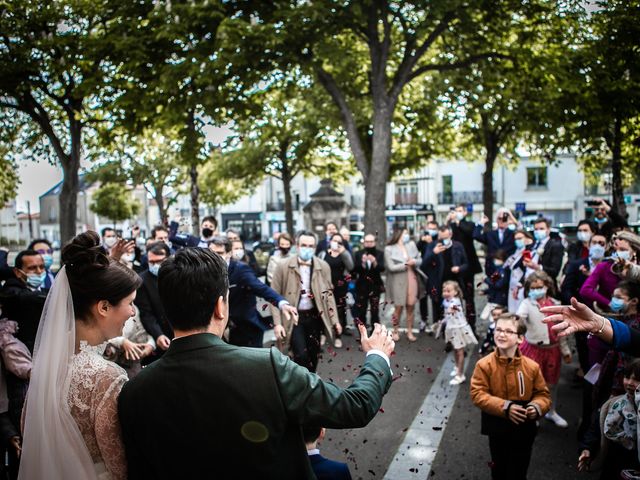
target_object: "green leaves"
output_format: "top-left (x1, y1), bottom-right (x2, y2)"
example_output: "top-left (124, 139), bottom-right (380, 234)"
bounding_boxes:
top-left (89, 182), bottom-right (140, 224)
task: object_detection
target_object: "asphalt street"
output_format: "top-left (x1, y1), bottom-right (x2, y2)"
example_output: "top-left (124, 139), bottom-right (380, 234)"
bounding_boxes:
top-left (290, 293), bottom-right (601, 480)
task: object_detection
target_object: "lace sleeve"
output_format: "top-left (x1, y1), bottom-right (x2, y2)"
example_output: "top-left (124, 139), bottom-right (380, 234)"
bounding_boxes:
top-left (93, 369), bottom-right (128, 480)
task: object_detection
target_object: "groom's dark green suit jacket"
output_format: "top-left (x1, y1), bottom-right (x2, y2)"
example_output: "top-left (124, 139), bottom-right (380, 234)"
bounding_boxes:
top-left (118, 333), bottom-right (392, 479)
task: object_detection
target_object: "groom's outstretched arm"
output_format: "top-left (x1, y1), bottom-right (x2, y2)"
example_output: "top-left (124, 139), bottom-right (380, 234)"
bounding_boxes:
top-left (272, 324), bottom-right (394, 428)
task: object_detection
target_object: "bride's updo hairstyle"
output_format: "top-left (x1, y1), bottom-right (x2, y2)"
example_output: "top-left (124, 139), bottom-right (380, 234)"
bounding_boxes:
top-left (61, 231), bottom-right (142, 321)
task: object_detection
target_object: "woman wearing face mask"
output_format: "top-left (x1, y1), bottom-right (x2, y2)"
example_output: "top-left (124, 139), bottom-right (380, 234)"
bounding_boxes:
top-left (266, 233), bottom-right (294, 285)
top-left (591, 281), bottom-right (640, 417)
top-left (504, 230), bottom-right (538, 313)
top-left (517, 271), bottom-right (572, 428)
top-left (318, 233), bottom-right (354, 348)
top-left (384, 229), bottom-right (422, 342)
top-left (580, 232), bottom-right (640, 311)
top-left (567, 220), bottom-right (596, 264)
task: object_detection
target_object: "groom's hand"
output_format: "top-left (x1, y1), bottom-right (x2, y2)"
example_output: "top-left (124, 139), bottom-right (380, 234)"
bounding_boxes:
top-left (359, 323), bottom-right (395, 357)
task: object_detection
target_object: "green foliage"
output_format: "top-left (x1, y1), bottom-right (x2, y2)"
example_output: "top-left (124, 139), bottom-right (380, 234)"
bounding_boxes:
top-left (198, 150), bottom-right (250, 210)
top-left (90, 183), bottom-right (140, 225)
top-left (0, 145), bottom-right (20, 205)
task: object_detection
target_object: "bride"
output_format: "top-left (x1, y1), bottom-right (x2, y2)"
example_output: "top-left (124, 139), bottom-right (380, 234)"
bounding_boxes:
top-left (19, 231), bottom-right (142, 479)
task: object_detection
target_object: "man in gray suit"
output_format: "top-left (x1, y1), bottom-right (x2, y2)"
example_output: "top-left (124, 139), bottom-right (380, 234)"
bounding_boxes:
top-left (118, 247), bottom-right (394, 479)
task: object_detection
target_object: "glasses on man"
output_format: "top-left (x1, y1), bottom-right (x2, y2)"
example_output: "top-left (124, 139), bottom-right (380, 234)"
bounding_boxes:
top-left (494, 328), bottom-right (518, 336)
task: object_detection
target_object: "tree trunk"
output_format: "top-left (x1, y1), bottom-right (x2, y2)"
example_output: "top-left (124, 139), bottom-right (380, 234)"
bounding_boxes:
top-left (59, 119), bottom-right (82, 244)
top-left (482, 144), bottom-right (497, 228)
top-left (155, 191), bottom-right (167, 226)
top-left (189, 164), bottom-right (200, 236)
top-left (610, 117), bottom-right (627, 218)
top-left (281, 163), bottom-right (294, 235)
top-left (366, 103), bottom-right (393, 248)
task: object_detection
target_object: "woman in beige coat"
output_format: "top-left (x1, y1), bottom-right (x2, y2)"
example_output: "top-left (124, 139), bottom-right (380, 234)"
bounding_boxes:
top-left (385, 228), bottom-right (422, 342)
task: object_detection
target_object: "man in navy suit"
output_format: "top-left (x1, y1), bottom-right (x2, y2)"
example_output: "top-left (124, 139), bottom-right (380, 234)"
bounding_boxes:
top-left (209, 237), bottom-right (298, 347)
top-left (169, 214), bottom-right (218, 249)
top-left (473, 208), bottom-right (517, 276)
top-left (304, 425), bottom-right (352, 480)
top-left (421, 225), bottom-right (469, 324)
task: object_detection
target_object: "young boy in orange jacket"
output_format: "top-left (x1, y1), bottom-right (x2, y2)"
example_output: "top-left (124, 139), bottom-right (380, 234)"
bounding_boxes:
top-left (471, 313), bottom-right (552, 480)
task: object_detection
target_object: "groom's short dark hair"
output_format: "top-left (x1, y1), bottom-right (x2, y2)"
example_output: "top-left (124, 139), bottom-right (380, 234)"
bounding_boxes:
top-left (158, 247), bottom-right (229, 331)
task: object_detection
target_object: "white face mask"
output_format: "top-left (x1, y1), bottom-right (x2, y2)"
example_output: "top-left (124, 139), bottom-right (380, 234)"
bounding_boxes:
top-left (232, 249), bottom-right (245, 260)
top-left (122, 253), bottom-right (135, 263)
top-left (577, 231), bottom-right (592, 243)
top-left (104, 237), bottom-right (117, 248)
top-left (330, 241), bottom-right (339, 251)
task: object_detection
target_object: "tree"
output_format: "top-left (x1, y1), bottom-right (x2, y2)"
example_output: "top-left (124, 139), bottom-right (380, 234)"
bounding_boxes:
top-left (0, 144), bottom-right (20, 205)
top-left (438, 2), bottom-right (577, 220)
top-left (557, 0), bottom-right (640, 217)
top-left (88, 129), bottom-right (186, 225)
top-left (221, 74), bottom-right (354, 234)
top-left (198, 149), bottom-right (252, 214)
top-left (0, 0), bottom-right (150, 242)
top-left (249, 0), bottom-right (537, 244)
top-left (89, 183), bottom-right (140, 228)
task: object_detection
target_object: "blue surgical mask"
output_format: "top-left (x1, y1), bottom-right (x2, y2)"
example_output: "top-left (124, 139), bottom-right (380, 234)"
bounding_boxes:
top-left (589, 244), bottom-right (605, 260)
top-left (528, 287), bottom-right (547, 300)
top-left (298, 247), bottom-right (314, 262)
top-left (507, 224), bottom-right (517, 231)
top-left (42, 254), bottom-right (53, 270)
top-left (614, 250), bottom-right (631, 261)
top-left (442, 238), bottom-right (452, 246)
top-left (609, 297), bottom-right (626, 313)
top-left (534, 230), bottom-right (547, 241)
top-left (149, 264), bottom-right (160, 276)
top-left (402, 234), bottom-right (411, 244)
top-left (24, 272), bottom-right (46, 289)
top-left (515, 239), bottom-right (525, 249)
top-left (427, 229), bottom-right (438, 238)
top-left (594, 216), bottom-right (608, 224)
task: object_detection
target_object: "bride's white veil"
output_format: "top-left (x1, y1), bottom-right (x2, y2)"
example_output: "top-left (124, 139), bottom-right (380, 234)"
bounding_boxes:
top-left (19, 266), bottom-right (98, 479)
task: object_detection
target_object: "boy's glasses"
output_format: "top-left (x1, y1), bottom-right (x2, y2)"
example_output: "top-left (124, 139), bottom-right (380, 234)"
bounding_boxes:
top-left (495, 328), bottom-right (518, 336)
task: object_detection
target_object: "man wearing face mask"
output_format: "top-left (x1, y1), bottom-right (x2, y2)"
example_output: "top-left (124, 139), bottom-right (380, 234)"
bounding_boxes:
top-left (590, 197), bottom-right (628, 240)
top-left (421, 226), bottom-right (469, 329)
top-left (351, 234), bottom-right (385, 334)
top-left (473, 208), bottom-right (517, 277)
top-left (135, 242), bottom-right (173, 364)
top-left (271, 231), bottom-right (342, 372)
top-left (0, 251), bottom-right (48, 354)
top-left (169, 214), bottom-right (219, 250)
top-left (27, 238), bottom-right (57, 289)
top-left (209, 237), bottom-right (298, 348)
top-left (448, 205), bottom-right (483, 329)
top-left (101, 227), bottom-right (119, 254)
top-left (523, 218), bottom-right (565, 287)
top-left (567, 221), bottom-right (596, 264)
top-left (417, 221), bottom-right (439, 332)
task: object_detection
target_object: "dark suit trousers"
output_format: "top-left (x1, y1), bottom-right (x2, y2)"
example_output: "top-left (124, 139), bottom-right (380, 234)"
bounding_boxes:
top-left (352, 289), bottom-right (380, 328)
top-left (291, 308), bottom-right (323, 373)
top-left (462, 274), bottom-right (477, 331)
top-left (488, 429), bottom-right (536, 480)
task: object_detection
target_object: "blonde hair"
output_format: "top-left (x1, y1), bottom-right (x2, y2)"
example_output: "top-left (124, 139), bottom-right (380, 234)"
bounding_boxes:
top-left (442, 280), bottom-right (463, 299)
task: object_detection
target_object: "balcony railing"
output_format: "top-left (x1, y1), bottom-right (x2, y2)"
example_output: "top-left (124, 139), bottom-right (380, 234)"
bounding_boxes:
top-left (266, 200), bottom-right (301, 211)
top-left (394, 193), bottom-right (418, 205)
top-left (438, 191), bottom-right (496, 205)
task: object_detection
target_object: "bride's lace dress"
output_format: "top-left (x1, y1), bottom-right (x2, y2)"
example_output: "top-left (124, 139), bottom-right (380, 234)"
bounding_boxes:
top-left (67, 341), bottom-right (128, 480)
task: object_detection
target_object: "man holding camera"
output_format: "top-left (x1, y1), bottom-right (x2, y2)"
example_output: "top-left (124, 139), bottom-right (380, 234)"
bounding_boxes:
top-left (588, 197), bottom-right (628, 239)
top-left (473, 208), bottom-right (518, 277)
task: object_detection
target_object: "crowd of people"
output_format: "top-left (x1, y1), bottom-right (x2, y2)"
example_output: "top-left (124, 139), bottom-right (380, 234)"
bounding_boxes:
top-left (0, 195), bottom-right (638, 479)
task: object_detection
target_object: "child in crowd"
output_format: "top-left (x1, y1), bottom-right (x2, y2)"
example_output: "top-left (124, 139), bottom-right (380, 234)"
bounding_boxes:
top-left (104, 305), bottom-right (155, 378)
top-left (303, 424), bottom-right (352, 480)
top-left (480, 305), bottom-right (507, 356)
top-left (442, 280), bottom-right (477, 385)
top-left (471, 313), bottom-right (551, 480)
top-left (578, 359), bottom-right (640, 479)
top-left (516, 271), bottom-right (572, 428)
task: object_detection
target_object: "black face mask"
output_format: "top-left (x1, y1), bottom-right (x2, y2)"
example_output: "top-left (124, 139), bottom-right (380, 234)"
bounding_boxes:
top-left (202, 228), bottom-right (214, 238)
top-left (365, 247), bottom-right (376, 254)
top-left (279, 247), bottom-right (290, 255)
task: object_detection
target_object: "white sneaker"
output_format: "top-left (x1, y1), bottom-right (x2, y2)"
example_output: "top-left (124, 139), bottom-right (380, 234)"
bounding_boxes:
top-left (424, 324), bottom-right (434, 334)
top-left (545, 411), bottom-right (568, 428)
top-left (450, 368), bottom-right (458, 377)
top-left (334, 338), bottom-right (343, 349)
top-left (449, 375), bottom-right (466, 385)
top-left (419, 321), bottom-right (426, 332)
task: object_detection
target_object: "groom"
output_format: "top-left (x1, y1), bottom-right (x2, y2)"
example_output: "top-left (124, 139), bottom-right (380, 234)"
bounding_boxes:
top-left (118, 247), bottom-right (394, 479)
